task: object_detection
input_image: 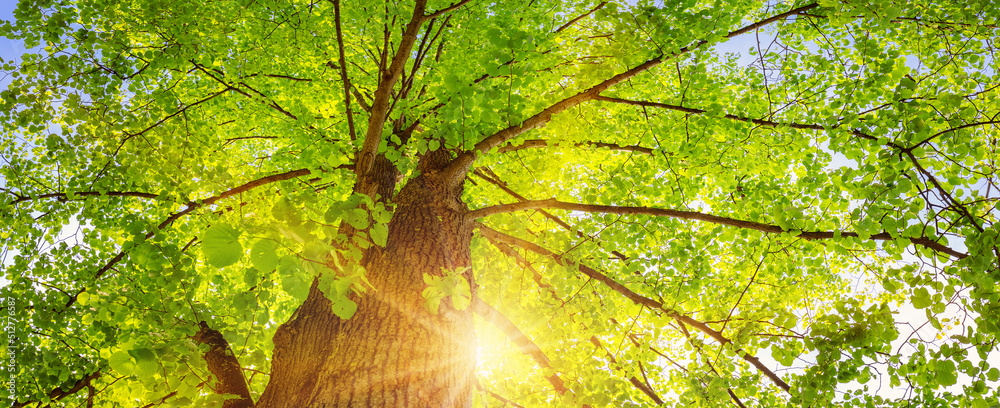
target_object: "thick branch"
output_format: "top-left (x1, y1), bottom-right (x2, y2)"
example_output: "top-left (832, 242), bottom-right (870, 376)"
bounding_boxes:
top-left (468, 199), bottom-right (968, 259)
top-left (12, 371), bottom-right (101, 408)
top-left (472, 298), bottom-right (570, 395)
top-left (478, 224), bottom-right (793, 393)
top-left (193, 321), bottom-right (254, 408)
top-left (441, 3), bottom-right (819, 186)
top-left (355, 0), bottom-right (428, 196)
top-left (424, 0), bottom-right (472, 19)
top-left (496, 139), bottom-right (655, 155)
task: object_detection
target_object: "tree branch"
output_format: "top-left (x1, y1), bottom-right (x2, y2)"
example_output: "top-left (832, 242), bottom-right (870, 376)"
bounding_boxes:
top-left (496, 139), bottom-right (656, 155)
top-left (903, 120), bottom-right (1000, 153)
top-left (594, 94), bottom-right (990, 238)
top-left (467, 199), bottom-right (968, 259)
top-left (555, 1), bottom-right (608, 33)
top-left (588, 337), bottom-right (664, 405)
top-left (63, 168), bottom-right (314, 309)
top-left (332, 0), bottom-right (358, 142)
top-left (477, 224), bottom-right (793, 394)
top-left (9, 191), bottom-right (159, 206)
top-left (442, 3), bottom-right (819, 186)
top-left (472, 297), bottom-right (571, 396)
top-left (193, 64), bottom-right (300, 121)
top-left (473, 168), bottom-right (629, 261)
top-left (193, 321), bottom-right (254, 408)
top-left (12, 371), bottom-right (101, 408)
top-left (594, 94), bottom-right (836, 133)
top-left (424, 0), bottom-right (472, 19)
top-left (475, 381), bottom-right (525, 408)
top-left (482, 230), bottom-right (669, 404)
top-left (355, 0), bottom-right (428, 196)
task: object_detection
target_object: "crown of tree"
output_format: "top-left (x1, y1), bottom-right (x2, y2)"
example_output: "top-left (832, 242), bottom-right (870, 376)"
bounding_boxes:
top-left (1, 0), bottom-right (999, 407)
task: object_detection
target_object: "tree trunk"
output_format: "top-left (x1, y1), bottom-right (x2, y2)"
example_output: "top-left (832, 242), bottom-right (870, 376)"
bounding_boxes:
top-left (256, 153), bottom-right (476, 407)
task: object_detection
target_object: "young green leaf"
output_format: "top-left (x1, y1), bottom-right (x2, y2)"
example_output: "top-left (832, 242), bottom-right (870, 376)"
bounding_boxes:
top-left (250, 239), bottom-right (280, 272)
top-left (202, 224), bottom-right (244, 268)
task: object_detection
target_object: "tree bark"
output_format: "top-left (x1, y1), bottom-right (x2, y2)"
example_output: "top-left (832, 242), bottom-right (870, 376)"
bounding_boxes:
top-left (193, 321), bottom-right (255, 408)
top-left (257, 151), bottom-right (476, 407)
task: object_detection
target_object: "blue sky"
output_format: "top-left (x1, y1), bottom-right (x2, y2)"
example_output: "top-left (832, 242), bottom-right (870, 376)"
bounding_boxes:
top-left (0, 2), bottom-right (22, 64)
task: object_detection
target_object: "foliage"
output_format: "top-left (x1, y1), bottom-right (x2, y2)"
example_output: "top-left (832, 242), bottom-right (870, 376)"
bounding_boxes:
top-left (1, 0), bottom-right (999, 406)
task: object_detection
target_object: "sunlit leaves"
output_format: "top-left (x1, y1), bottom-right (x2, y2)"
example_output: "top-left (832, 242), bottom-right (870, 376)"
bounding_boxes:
top-left (422, 267), bottom-right (473, 314)
top-left (2, 0), bottom-right (999, 405)
top-left (318, 272), bottom-right (359, 319)
top-left (249, 239), bottom-right (279, 272)
top-left (201, 223), bottom-right (244, 268)
top-left (108, 350), bottom-right (134, 375)
top-left (279, 255), bottom-right (309, 302)
top-left (911, 287), bottom-right (933, 309)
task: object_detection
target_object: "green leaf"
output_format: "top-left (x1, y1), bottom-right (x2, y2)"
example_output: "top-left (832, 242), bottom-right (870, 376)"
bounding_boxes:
top-left (935, 360), bottom-right (958, 386)
top-left (330, 296), bottom-right (358, 319)
top-left (911, 287), bottom-right (932, 309)
top-left (370, 223), bottom-right (388, 247)
top-left (281, 275), bottom-right (309, 301)
top-left (347, 208), bottom-right (369, 230)
top-left (987, 367), bottom-right (999, 382)
top-left (250, 239), bottom-right (279, 272)
top-left (109, 350), bottom-right (134, 374)
top-left (271, 198), bottom-right (301, 225)
top-left (202, 224), bottom-right (244, 267)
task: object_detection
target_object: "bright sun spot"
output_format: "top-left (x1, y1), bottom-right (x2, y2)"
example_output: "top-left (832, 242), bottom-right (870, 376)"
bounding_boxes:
top-left (475, 321), bottom-right (514, 378)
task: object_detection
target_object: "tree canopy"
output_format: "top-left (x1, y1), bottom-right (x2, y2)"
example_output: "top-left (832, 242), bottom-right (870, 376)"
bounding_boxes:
top-left (1, 0), bottom-right (999, 406)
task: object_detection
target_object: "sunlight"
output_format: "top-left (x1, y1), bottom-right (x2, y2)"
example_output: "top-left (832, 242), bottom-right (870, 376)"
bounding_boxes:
top-left (474, 323), bottom-right (510, 378)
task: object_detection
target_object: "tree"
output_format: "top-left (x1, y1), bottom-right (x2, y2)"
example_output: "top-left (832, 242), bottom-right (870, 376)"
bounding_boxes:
top-left (1, 0), bottom-right (998, 406)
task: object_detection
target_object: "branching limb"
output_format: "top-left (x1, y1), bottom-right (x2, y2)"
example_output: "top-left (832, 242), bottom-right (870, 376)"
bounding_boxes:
top-left (555, 2), bottom-right (608, 33)
top-left (9, 190), bottom-right (159, 206)
top-left (588, 337), bottom-right (665, 404)
top-left (91, 88), bottom-right (230, 185)
top-left (496, 139), bottom-right (656, 155)
top-left (480, 233), bottom-right (560, 301)
top-left (904, 120), bottom-right (1000, 153)
top-left (63, 168), bottom-right (314, 309)
top-left (472, 297), bottom-right (571, 396)
top-left (483, 231), bottom-right (668, 404)
top-left (441, 3), bottom-right (819, 186)
top-left (593, 95), bottom-right (836, 132)
top-left (475, 380), bottom-right (525, 408)
top-left (477, 225), bottom-right (792, 393)
top-left (12, 371), bottom-right (101, 408)
top-left (424, 0), bottom-right (472, 19)
top-left (192, 64), bottom-right (300, 121)
top-left (473, 168), bottom-right (628, 261)
top-left (468, 199), bottom-right (968, 259)
top-left (676, 322), bottom-right (749, 408)
top-left (332, 0), bottom-right (358, 142)
top-left (595, 94), bottom-right (990, 237)
top-left (355, 0), bottom-right (428, 196)
top-left (193, 321), bottom-right (254, 408)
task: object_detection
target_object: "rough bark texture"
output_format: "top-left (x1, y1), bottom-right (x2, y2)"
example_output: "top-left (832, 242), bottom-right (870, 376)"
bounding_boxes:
top-left (257, 150), bottom-right (476, 407)
top-left (193, 321), bottom-right (255, 408)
